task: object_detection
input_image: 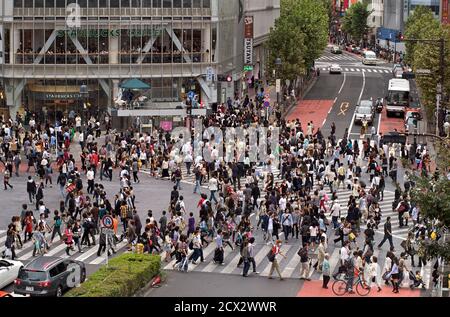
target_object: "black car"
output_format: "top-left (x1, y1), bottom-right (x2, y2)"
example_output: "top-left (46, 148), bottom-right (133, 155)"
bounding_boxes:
top-left (380, 132), bottom-right (407, 145)
top-left (14, 256), bottom-right (86, 297)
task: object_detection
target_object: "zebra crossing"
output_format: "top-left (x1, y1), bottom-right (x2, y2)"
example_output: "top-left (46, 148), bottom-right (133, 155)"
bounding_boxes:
top-left (321, 67), bottom-right (392, 74)
top-left (162, 236), bottom-right (433, 288)
top-left (317, 55), bottom-right (361, 62)
top-left (0, 230), bottom-right (130, 267)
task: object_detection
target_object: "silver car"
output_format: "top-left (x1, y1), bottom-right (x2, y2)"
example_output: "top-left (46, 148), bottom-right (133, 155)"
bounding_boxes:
top-left (355, 100), bottom-right (375, 124)
top-left (329, 64), bottom-right (342, 74)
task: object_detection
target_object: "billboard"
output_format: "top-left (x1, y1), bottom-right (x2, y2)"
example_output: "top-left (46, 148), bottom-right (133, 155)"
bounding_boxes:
top-left (443, 0), bottom-right (449, 24)
top-left (244, 16), bottom-right (254, 66)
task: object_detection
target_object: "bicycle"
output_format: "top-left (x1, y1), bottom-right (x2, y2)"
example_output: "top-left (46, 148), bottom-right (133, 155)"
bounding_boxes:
top-left (332, 272), bottom-right (371, 296)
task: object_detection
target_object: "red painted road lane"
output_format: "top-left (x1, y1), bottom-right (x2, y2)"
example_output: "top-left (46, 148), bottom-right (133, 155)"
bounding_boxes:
top-left (379, 107), bottom-right (405, 136)
top-left (296, 280), bottom-right (422, 298)
top-left (287, 100), bottom-right (335, 132)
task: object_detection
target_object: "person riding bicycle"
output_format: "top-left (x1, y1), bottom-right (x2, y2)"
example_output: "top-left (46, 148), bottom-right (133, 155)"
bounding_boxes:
top-left (344, 252), bottom-right (356, 293)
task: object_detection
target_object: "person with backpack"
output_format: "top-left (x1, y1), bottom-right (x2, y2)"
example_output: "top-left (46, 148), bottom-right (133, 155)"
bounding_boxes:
top-left (267, 240), bottom-right (286, 280)
top-left (395, 196), bottom-right (410, 228)
top-left (281, 210), bottom-right (293, 242)
top-left (50, 210), bottom-right (63, 243)
top-left (298, 242), bottom-right (311, 280)
top-left (241, 240), bottom-right (251, 277)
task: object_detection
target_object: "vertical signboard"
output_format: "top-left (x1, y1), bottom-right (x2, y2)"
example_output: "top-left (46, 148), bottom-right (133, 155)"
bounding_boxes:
top-left (244, 16), bottom-right (254, 66)
top-left (0, 24), bottom-right (3, 64)
top-left (443, 0), bottom-right (449, 24)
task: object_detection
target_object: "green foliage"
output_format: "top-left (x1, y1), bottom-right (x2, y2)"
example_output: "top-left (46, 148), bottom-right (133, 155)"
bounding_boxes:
top-left (341, 1), bottom-right (373, 43)
top-left (404, 7), bottom-right (450, 119)
top-left (266, 0), bottom-right (328, 82)
top-left (409, 141), bottom-right (450, 262)
top-left (65, 253), bottom-right (161, 297)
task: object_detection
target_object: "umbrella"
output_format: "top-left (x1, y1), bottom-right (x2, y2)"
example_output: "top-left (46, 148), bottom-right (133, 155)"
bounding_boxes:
top-left (119, 78), bottom-right (150, 90)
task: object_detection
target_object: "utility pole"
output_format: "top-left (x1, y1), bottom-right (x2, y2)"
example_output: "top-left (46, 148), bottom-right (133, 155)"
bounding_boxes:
top-left (438, 38), bottom-right (445, 137)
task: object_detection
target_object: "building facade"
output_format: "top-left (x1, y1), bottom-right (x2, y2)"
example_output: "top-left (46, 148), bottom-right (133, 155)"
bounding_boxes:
top-left (0, 0), bottom-right (279, 121)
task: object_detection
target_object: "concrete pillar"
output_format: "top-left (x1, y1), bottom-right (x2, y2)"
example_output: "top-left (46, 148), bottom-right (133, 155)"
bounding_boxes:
top-left (202, 25), bottom-right (211, 63)
top-left (109, 33), bottom-right (119, 64)
top-left (10, 27), bottom-right (20, 64)
top-left (5, 79), bottom-right (23, 120)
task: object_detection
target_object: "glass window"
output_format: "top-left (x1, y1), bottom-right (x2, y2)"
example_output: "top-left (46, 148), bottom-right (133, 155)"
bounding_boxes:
top-left (121, 0), bottom-right (130, 6)
top-left (45, 0), bottom-right (55, 7)
top-left (78, 0), bottom-right (87, 7)
top-left (88, 0), bottom-right (98, 7)
top-left (173, 0), bottom-right (181, 7)
top-left (14, 0), bottom-right (23, 7)
top-left (183, 0), bottom-right (191, 8)
top-left (56, 262), bottom-right (67, 274)
top-left (99, 0), bottom-right (107, 6)
top-left (202, 0), bottom-right (209, 8)
top-left (35, 0), bottom-right (44, 7)
top-left (24, 0), bottom-right (34, 7)
top-left (49, 267), bottom-right (59, 277)
top-left (131, 0), bottom-right (141, 6)
top-left (56, 0), bottom-right (66, 7)
top-left (193, 0), bottom-right (200, 7)
top-left (18, 269), bottom-right (47, 281)
top-left (110, 0), bottom-right (120, 7)
top-left (153, 0), bottom-right (161, 7)
top-left (142, 0), bottom-right (151, 6)
top-left (163, 0), bottom-right (171, 8)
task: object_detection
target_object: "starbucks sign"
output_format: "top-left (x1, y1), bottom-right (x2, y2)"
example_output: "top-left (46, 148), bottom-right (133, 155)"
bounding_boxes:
top-left (58, 28), bottom-right (163, 38)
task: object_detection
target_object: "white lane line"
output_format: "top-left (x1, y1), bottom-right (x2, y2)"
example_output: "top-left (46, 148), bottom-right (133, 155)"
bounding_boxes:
top-left (188, 243), bottom-right (217, 270)
top-left (282, 250), bottom-right (300, 278)
top-left (338, 72), bottom-right (347, 94)
top-left (350, 68), bottom-right (355, 72)
top-left (260, 245), bottom-right (291, 277)
top-left (89, 241), bottom-right (128, 265)
top-left (44, 243), bottom-right (67, 256)
top-left (220, 252), bottom-right (242, 274)
top-left (202, 245), bottom-right (233, 272)
top-left (355, 68), bottom-right (360, 72)
top-left (73, 241), bottom-right (100, 262)
top-left (367, 69), bottom-right (372, 72)
top-left (323, 248), bottom-right (341, 280)
top-left (377, 107), bottom-right (382, 136)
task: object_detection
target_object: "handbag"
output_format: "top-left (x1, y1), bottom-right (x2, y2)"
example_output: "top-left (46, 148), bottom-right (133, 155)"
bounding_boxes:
top-left (382, 271), bottom-right (391, 280)
top-left (349, 232), bottom-right (356, 241)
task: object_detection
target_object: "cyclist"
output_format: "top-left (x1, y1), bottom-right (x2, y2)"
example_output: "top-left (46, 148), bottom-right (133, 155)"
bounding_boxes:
top-left (344, 252), bottom-right (356, 293)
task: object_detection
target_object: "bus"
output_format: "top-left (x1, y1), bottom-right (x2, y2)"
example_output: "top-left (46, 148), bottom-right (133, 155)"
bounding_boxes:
top-left (362, 50), bottom-right (377, 65)
top-left (385, 79), bottom-right (410, 117)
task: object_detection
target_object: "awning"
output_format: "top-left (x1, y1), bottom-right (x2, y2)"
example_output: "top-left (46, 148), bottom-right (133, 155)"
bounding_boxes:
top-left (120, 78), bottom-right (150, 90)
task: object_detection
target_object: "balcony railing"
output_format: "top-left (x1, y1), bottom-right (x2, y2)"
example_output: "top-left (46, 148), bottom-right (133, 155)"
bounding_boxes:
top-left (1, 63), bottom-right (213, 79)
top-left (10, 51), bottom-right (210, 65)
top-left (13, 7), bottom-right (211, 17)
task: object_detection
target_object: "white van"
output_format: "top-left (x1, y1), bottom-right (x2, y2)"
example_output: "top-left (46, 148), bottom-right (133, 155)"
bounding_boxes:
top-left (362, 51), bottom-right (377, 65)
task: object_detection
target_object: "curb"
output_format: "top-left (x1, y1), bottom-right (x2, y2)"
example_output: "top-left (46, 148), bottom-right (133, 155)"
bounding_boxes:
top-left (284, 76), bottom-right (318, 117)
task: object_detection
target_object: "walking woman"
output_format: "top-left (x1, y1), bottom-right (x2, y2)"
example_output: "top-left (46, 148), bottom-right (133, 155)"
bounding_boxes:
top-left (368, 256), bottom-right (382, 292)
top-left (322, 253), bottom-right (331, 289)
top-left (389, 257), bottom-right (400, 293)
top-left (64, 223), bottom-right (74, 256)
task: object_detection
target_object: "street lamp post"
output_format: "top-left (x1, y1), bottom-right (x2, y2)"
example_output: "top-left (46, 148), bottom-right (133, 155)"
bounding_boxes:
top-left (275, 57), bottom-right (282, 104)
top-left (80, 84), bottom-right (88, 123)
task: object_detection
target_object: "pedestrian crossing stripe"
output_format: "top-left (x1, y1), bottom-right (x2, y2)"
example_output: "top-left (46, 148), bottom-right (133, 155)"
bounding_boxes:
top-left (0, 230), bottom-right (433, 288)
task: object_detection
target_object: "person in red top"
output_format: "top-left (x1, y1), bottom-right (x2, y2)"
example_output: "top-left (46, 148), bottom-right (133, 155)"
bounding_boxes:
top-left (24, 212), bottom-right (34, 243)
top-left (197, 193), bottom-right (208, 209)
top-left (89, 151), bottom-right (99, 178)
top-left (64, 223), bottom-right (74, 256)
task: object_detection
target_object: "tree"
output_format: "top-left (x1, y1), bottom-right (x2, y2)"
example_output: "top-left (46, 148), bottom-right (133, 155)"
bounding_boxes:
top-left (341, 1), bottom-right (373, 43)
top-left (404, 7), bottom-right (450, 120)
top-left (266, 0), bottom-right (328, 82)
top-left (409, 141), bottom-right (450, 262)
top-left (266, 19), bottom-right (307, 83)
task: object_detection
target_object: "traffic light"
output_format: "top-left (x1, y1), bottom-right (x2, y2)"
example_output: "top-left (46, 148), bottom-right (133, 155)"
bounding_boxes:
top-left (217, 74), bottom-right (233, 82)
top-left (397, 32), bottom-right (404, 42)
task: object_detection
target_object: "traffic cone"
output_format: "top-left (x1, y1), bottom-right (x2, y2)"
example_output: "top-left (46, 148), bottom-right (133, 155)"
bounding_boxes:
top-left (151, 276), bottom-right (161, 288)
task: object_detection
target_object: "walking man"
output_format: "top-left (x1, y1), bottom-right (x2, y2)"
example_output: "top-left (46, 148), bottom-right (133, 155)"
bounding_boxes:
top-left (377, 217), bottom-right (395, 250)
top-left (267, 240), bottom-right (286, 281)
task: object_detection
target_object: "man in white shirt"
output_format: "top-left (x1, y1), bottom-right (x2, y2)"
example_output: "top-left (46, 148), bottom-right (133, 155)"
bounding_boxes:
top-left (75, 115), bottom-right (82, 131)
top-left (330, 200), bottom-right (341, 229)
top-left (86, 168), bottom-right (95, 194)
top-left (208, 174), bottom-right (218, 204)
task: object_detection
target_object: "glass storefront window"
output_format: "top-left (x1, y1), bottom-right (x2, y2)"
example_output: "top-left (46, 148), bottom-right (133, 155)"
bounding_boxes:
top-left (45, 0), bottom-right (55, 7)
top-left (110, 0), bottom-right (120, 7)
top-left (183, 0), bottom-right (191, 8)
top-left (88, 0), bottom-right (98, 7)
top-left (56, 0), bottom-right (66, 7)
top-left (163, 0), bottom-right (171, 8)
top-left (14, 0), bottom-right (23, 8)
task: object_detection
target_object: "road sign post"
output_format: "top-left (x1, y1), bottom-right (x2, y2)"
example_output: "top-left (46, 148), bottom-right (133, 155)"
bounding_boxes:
top-left (100, 216), bottom-right (114, 267)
